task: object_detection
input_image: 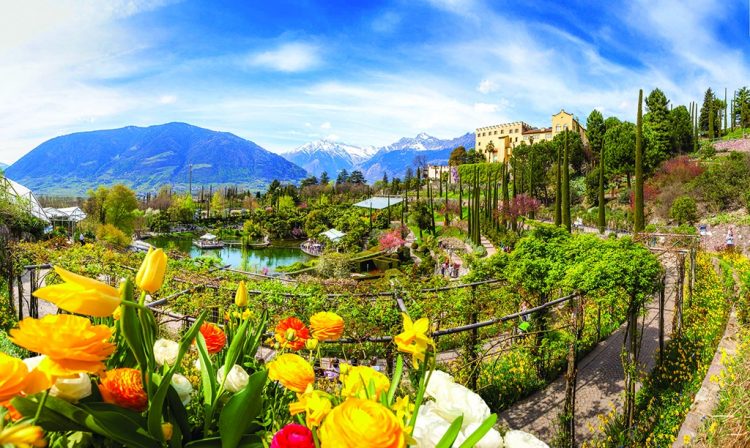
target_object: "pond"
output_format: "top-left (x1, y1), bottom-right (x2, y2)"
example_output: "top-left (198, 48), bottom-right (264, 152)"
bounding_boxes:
top-left (148, 234), bottom-right (310, 272)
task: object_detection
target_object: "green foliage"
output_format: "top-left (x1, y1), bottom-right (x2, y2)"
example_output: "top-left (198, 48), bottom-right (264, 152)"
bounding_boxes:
top-left (586, 109), bottom-right (606, 157)
top-left (316, 252), bottom-right (353, 278)
top-left (604, 121), bottom-right (636, 181)
top-left (669, 105), bottom-right (693, 153)
top-left (644, 88), bottom-right (672, 168)
top-left (103, 184), bottom-right (139, 234)
top-left (449, 146), bottom-right (467, 166)
top-left (695, 152), bottom-right (750, 211)
top-left (669, 196), bottom-right (698, 225)
top-left (96, 223), bottom-right (131, 248)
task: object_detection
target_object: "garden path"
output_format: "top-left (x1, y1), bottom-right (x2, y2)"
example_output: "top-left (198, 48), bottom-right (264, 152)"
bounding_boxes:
top-left (498, 253), bottom-right (678, 444)
top-left (480, 235), bottom-right (497, 257)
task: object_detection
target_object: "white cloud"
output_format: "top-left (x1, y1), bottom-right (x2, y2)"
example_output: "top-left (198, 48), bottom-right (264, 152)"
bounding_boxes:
top-left (249, 42), bottom-right (322, 72)
top-left (474, 103), bottom-right (498, 113)
top-left (158, 95), bottom-right (178, 104)
top-left (320, 121), bottom-right (331, 129)
top-left (324, 134), bottom-right (340, 141)
top-left (477, 79), bottom-right (497, 94)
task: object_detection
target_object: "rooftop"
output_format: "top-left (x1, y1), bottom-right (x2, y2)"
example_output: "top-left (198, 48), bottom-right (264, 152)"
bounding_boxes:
top-left (353, 196), bottom-right (404, 210)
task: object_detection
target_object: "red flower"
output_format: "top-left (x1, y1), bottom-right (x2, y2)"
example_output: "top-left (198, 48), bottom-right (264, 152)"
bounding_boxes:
top-left (199, 323), bottom-right (226, 354)
top-left (270, 424), bottom-right (314, 448)
top-left (274, 317), bottom-right (310, 351)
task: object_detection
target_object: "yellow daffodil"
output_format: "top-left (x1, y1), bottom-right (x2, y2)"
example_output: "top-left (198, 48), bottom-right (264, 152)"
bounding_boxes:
top-left (0, 421), bottom-right (46, 447)
top-left (393, 313), bottom-right (434, 368)
top-left (289, 387), bottom-right (332, 428)
top-left (135, 247), bottom-right (167, 293)
top-left (32, 266), bottom-right (121, 317)
top-left (391, 396), bottom-right (414, 422)
top-left (234, 280), bottom-right (248, 307)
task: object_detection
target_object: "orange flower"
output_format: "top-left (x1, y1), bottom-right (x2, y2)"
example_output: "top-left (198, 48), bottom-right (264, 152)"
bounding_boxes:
top-left (199, 323), bottom-right (226, 354)
top-left (0, 421), bottom-right (46, 447)
top-left (309, 312), bottom-right (344, 341)
top-left (10, 315), bottom-right (115, 377)
top-left (268, 354), bottom-right (315, 393)
top-left (0, 353), bottom-right (31, 402)
top-left (98, 368), bottom-right (148, 412)
top-left (1, 402), bottom-right (23, 422)
top-left (274, 317), bottom-right (310, 351)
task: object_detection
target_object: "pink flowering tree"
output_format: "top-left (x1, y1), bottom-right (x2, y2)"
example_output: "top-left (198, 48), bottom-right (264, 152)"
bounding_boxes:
top-left (379, 228), bottom-right (406, 252)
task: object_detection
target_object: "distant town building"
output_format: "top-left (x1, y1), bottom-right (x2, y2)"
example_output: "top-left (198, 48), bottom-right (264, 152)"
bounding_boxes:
top-left (427, 165), bottom-right (455, 183)
top-left (475, 109), bottom-right (587, 163)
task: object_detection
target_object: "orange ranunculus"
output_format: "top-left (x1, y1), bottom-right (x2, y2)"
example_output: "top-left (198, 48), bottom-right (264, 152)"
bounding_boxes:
top-left (319, 398), bottom-right (405, 448)
top-left (1, 402), bottom-right (23, 422)
top-left (98, 368), bottom-right (148, 412)
top-left (0, 421), bottom-right (46, 447)
top-left (199, 323), bottom-right (226, 354)
top-left (309, 312), bottom-right (344, 341)
top-left (135, 247), bottom-right (168, 293)
top-left (9, 315), bottom-right (115, 377)
top-left (0, 354), bottom-right (30, 402)
top-left (339, 365), bottom-right (390, 401)
top-left (32, 266), bottom-right (121, 317)
top-left (267, 354), bottom-right (315, 393)
top-left (274, 317), bottom-right (310, 351)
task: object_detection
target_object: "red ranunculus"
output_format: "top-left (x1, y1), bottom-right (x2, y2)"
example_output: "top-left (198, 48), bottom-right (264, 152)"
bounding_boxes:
top-left (270, 424), bottom-right (314, 448)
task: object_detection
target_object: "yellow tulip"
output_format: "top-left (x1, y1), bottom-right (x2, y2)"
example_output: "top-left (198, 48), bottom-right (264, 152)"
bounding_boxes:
top-left (33, 266), bottom-right (121, 317)
top-left (135, 247), bottom-right (168, 293)
top-left (234, 280), bottom-right (248, 307)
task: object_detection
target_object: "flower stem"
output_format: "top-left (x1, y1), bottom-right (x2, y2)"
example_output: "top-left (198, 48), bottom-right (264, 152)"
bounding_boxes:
top-left (32, 389), bottom-right (50, 424)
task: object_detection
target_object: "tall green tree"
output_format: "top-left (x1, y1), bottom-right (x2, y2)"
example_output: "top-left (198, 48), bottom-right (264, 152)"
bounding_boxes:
top-left (669, 105), bottom-right (693, 154)
top-left (634, 89), bottom-right (645, 232)
top-left (604, 121), bottom-right (636, 187)
top-left (104, 184), bottom-right (139, 234)
top-left (644, 88), bottom-right (671, 166)
top-left (448, 146), bottom-right (467, 166)
top-left (586, 110), bottom-right (606, 160)
top-left (700, 88), bottom-right (722, 138)
top-left (734, 87), bottom-right (750, 129)
top-left (562, 131), bottom-right (571, 232)
top-left (554, 141), bottom-right (562, 226)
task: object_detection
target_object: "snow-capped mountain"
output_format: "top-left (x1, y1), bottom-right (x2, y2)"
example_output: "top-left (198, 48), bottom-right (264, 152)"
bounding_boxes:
top-left (281, 139), bottom-right (376, 176)
top-left (379, 132), bottom-right (453, 152)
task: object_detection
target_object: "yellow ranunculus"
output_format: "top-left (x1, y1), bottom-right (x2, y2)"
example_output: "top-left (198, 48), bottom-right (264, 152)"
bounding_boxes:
top-left (340, 365), bottom-right (390, 400)
top-left (394, 313), bottom-right (434, 368)
top-left (234, 281), bottom-right (248, 307)
top-left (32, 266), bottom-right (121, 317)
top-left (309, 311), bottom-right (344, 341)
top-left (10, 315), bottom-right (115, 377)
top-left (289, 387), bottom-right (332, 428)
top-left (319, 398), bottom-right (405, 448)
top-left (267, 354), bottom-right (315, 393)
top-left (0, 421), bottom-right (46, 447)
top-left (135, 247), bottom-right (168, 293)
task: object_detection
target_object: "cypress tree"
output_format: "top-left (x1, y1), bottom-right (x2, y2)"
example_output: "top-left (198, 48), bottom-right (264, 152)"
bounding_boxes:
top-left (511, 158), bottom-right (518, 232)
top-left (635, 89), bottom-right (645, 232)
top-left (562, 130), bottom-right (571, 232)
top-left (725, 88), bottom-right (728, 136)
top-left (459, 181), bottom-right (463, 220)
top-left (501, 162), bottom-right (509, 229)
top-left (598, 138), bottom-right (606, 234)
top-left (709, 95), bottom-right (715, 139)
top-left (415, 168), bottom-right (420, 202)
top-left (554, 143), bottom-right (562, 226)
top-left (693, 101), bottom-right (699, 152)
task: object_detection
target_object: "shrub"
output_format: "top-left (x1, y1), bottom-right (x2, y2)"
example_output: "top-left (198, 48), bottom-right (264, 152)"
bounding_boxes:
top-left (670, 196), bottom-right (698, 225)
top-left (95, 224), bottom-right (131, 248)
top-left (316, 252), bottom-right (353, 278)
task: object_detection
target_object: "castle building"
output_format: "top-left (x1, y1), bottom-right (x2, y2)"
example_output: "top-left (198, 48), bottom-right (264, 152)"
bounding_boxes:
top-left (475, 110), bottom-right (587, 163)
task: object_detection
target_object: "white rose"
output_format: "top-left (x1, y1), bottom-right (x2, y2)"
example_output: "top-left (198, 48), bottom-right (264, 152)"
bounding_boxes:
top-left (503, 430), bottom-right (549, 448)
top-left (50, 373), bottom-right (92, 403)
top-left (411, 401), bottom-right (466, 448)
top-left (217, 365), bottom-right (249, 393)
top-left (171, 374), bottom-right (194, 405)
top-left (154, 338), bottom-right (179, 367)
top-left (23, 355), bottom-right (44, 371)
top-left (432, 382), bottom-right (491, 430)
top-left (425, 370), bottom-right (456, 399)
top-left (462, 422), bottom-right (504, 448)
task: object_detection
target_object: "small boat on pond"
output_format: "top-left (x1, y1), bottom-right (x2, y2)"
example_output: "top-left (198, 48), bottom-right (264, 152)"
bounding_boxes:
top-left (300, 239), bottom-right (324, 257)
top-left (193, 233), bottom-right (224, 249)
top-left (245, 235), bottom-right (271, 248)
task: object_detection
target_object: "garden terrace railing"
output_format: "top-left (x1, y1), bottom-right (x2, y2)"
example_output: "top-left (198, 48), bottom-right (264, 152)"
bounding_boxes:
top-left (219, 266), bottom-right (298, 283)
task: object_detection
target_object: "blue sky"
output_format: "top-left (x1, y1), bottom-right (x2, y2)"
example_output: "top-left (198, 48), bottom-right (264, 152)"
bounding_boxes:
top-left (1, 0), bottom-right (749, 164)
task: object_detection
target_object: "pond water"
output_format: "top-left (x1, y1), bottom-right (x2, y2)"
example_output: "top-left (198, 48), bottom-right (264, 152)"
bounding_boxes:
top-left (148, 235), bottom-right (310, 272)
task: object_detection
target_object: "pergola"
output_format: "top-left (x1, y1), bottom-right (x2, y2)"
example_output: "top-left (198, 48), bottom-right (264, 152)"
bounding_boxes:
top-left (352, 196), bottom-right (404, 230)
top-left (43, 207), bottom-right (87, 233)
top-left (320, 228), bottom-right (346, 243)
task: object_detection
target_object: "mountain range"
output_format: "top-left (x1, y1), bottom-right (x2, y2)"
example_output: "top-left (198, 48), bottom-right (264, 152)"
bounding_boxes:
top-left (283, 132), bottom-right (474, 182)
top-left (5, 123), bottom-right (307, 195)
top-left (4, 123), bottom-right (474, 195)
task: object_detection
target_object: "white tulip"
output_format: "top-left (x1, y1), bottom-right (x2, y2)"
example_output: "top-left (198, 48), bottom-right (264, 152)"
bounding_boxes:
top-left (462, 422), bottom-right (504, 448)
top-left (171, 374), bottom-right (194, 405)
top-left (154, 338), bottom-right (179, 367)
top-left (217, 365), bottom-right (249, 393)
top-left (50, 373), bottom-right (92, 403)
top-left (503, 430), bottom-right (549, 448)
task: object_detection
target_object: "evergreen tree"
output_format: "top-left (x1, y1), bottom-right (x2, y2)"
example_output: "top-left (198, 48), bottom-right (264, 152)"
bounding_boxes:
top-left (644, 88), bottom-right (671, 164)
top-left (669, 105), bottom-right (693, 154)
top-left (448, 146), bottom-right (467, 166)
top-left (319, 171), bottom-right (330, 185)
top-left (336, 169), bottom-right (349, 185)
top-left (554, 141), bottom-right (562, 226)
top-left (725, 88), bottom-right (728, 135)
top-left (635, 89), bottom-right (645, 232)
top-left (586, 110), bottom-right (606, 160)
top-left (598, 141), bottom-right (606, 234)
top-left (562, 130), bottom-right (571, 232)
top-left (699, 88), bottom-right (721, 138)
top-left (735, 87), bottom-right (750, 129)
top-left (348, 170), bottom-right (366, 184)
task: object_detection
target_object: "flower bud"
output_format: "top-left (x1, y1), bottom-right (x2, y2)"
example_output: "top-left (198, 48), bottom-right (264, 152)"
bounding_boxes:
top-left (50, 373), bottom-right (92, 403)
top-left (153, 338), bottom-right (179, 367)
top-left (162, 423), bottom-right (173, 441)
top-left (135, 247), bottom-right (168, 293)
top-left (234, 281), bottom-right (248, 307)
top-left (217, 365), bottom-right (249, 393)
top-left (306, 338), bottom-right (319, 350)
